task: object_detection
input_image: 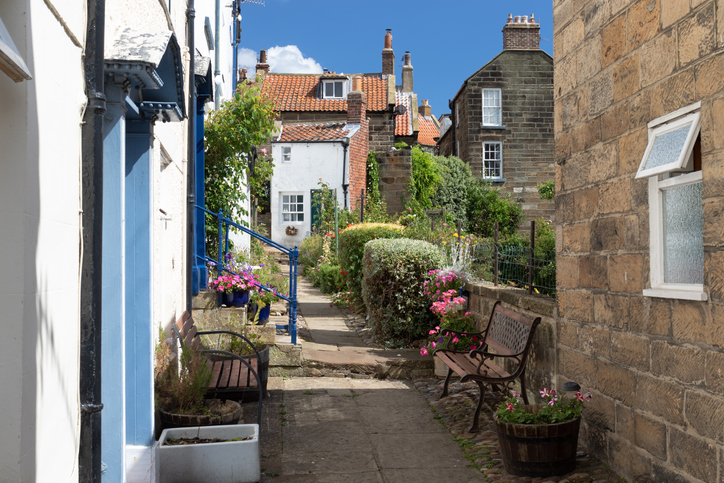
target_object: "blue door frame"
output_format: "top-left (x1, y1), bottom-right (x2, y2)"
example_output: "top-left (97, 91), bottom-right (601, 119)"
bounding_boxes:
top-left (197, 207), bottom-right (299, 345)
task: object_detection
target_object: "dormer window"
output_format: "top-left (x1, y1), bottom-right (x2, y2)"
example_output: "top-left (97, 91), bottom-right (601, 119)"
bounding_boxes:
top-left (322, 79), bottom-right (345, 99)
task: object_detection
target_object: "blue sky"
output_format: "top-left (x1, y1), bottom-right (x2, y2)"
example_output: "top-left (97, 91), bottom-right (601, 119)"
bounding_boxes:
top-left (236, 0), bottom-right (554, 119)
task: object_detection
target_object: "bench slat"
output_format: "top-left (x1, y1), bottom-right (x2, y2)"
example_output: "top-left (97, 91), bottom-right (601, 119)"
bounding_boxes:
top-left (247, 358), bottom-right (259, 388)
top-left (209, 361), bottom-right (223, 389)
top-left (217, 360), bottom-right (232, 389)
top-left (227, 360), bottom-right (242, 389)
top-left (184, 326), bottom-right (198, 348)
top-left (181, 316), bottom-right (195, 339)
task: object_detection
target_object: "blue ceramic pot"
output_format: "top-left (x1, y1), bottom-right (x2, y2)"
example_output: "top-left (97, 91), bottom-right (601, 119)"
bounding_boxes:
top-left (223, 290), bottom-right (248, 307)
top-left (258, 304), bottom-right (271, 322)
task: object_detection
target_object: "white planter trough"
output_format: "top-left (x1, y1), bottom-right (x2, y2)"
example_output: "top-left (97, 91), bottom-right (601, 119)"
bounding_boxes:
top-left (158, 424), bottom-right (260, 483)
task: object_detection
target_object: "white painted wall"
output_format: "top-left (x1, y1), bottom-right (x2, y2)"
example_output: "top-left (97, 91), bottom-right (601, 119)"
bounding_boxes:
top-left (0, 0), bottom-right (86, 481)
top-left (270, 142), bottom-right (346, 246)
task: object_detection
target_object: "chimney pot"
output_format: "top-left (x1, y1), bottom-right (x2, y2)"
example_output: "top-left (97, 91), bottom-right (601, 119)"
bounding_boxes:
top-left (503, 13), bottom-right (541, 50)
top-left (382, 30), bottom-right (395, 75)
top-left (522, 15), bottom-right (528, 23)
top-left (507, 13), bottom-right (513, 23)
top-left (260, 49), bottom-right (267, 63)
top-left (384, 29), bottom-right (392, 49)
top-left (352, 76), bottom-right (362, 92)
top-left (530, 13), bottom-right (535, 23)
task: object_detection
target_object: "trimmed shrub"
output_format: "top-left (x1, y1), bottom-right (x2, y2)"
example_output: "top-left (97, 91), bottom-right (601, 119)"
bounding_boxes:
top-left (338, 223), bottom-right (404, 301)
top-left (430, 155), bottom-right (474, 227)
top-left (317, 263), bottom-right (344, 294)
top-left (361, 238), bottom-right (443, 345)
top-left (299, 234), bottom-right (324, 276)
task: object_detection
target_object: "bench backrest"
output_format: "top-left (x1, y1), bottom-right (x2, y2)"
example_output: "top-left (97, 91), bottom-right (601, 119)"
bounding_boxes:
top-left (175, 310), bottom-right (203, 351)
top-left (483, 301), bottom-right (541, 366)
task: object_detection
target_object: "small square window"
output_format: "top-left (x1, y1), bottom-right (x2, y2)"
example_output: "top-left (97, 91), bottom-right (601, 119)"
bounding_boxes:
top-left (281, 194), bottom-right (304, 222)
top-left (322, 80), bottom-right (345, 99)
top-left (282, 146), bottom-right (291, 163)
top-left (483, 142), bottom-right (502, 179)
top-left (482, 89), bottom-right (502, 126)
top-left (639, 102), bottom-right (706, 301)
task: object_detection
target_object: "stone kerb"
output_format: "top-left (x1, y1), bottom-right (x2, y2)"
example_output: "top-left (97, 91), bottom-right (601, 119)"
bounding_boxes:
top-left (465, 281), bottom-right (557, 396)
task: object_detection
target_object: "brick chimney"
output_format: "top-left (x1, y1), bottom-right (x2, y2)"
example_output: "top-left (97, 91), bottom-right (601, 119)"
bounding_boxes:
top-left (239, 67), bottom-right (247, 81)
top-left (347, 76), bottom-right (367, 124)
top-left (419, 99), bottom-right (431, 117)
top-left (502, 13), bottom-right (540, 50)
top-left (402, 51), bottom-right (413, 93)
top-left (382, 29), bottom-right (395, 76)
top-left (256, 49), bottom-right (270, 75)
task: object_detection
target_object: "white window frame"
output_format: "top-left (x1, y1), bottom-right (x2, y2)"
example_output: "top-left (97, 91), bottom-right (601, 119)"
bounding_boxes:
top-left (482, 142), bottom-right (503, 180)
top-left (482, 88), bottom-right (502, 127)
top-left (280, 193), bottom-right (304, 223)
top-left (281, 146), bottom-right (292, 163)
top-left (322, 79), bottom-right (345, 99)
top-left (639, 102), bottom-right (706, 301)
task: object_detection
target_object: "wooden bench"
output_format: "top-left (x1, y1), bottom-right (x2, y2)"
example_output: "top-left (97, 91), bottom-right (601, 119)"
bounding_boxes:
top-left (174, 310), bottom-right (264, 426)
top-left (434, 301), bottom-right (541, 432)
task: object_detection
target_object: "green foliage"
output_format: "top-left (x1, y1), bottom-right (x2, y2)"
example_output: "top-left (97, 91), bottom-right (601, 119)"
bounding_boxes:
top-left (409, 146), bottom-right (442, 208)
top-left (466, 181), bottom-right (523, 238)
top-left (430, 155), bottom-right (474, 227)
top-left (310, 179), bottom-right (338, 234)
top-left (299, 234), bottom-right (324, 275)
top-left (394, 141), bottom-right (409, 149)
top-left (338, 223), bottom-right (404, 302)
top-left (155, 336), bottom-right (213, 415)
top-left (361, 238), bottom-right (444, 345)
top-left (204, 78), bottom-right (277, 254)
top-left (316, 263), bottom-right (344, 294)
top-left (366, 152), bottom-right (381, 205)
top-left (496, 388), bottom-right (591, 425)
top-left (537, 180), bottom-right (555, 200)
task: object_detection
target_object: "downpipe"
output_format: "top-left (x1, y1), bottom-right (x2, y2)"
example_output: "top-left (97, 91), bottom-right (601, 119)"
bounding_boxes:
top-left (186, 0), bottom-right (196, 311)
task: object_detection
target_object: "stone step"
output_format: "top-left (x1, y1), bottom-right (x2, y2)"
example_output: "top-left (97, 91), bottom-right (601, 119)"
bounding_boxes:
top-left (192, 290), bottom-right (217, 310)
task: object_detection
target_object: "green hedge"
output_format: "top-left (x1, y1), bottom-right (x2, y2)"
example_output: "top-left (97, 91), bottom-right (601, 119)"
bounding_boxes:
top-left (299, 234), bottom-right (324, 275)
top-left (338, 223), bottom-right (404, 301)
top-left (362, 238), bottom-right (443, 345)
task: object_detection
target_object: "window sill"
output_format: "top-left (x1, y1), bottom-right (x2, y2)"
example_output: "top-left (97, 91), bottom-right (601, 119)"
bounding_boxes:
top-left (643, 288), bottom-right (708, 301)
top-left (483, 177), bottom-right (506, 183)
top-left (480, 124), bottom-right (505, 130)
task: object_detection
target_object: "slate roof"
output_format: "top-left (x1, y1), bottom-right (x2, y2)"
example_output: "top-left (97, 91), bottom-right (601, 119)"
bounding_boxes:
top-left (277, 123), bottom-right (352, 142)
top-left (261, 73), bottom-right (390, 112)
top-left (418, 115), bottom-right (440, 147)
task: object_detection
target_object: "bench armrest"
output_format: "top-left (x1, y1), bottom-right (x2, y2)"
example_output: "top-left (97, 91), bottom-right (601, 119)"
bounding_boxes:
top-left (195, 329), bottom-right (262, 362)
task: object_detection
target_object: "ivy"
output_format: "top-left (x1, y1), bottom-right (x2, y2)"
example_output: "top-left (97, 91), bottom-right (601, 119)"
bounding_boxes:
top-left (409, 146), bottom-right (442, 208)
top-left (204, 78), bottom-right (276, 253)
top-left (537, 180), bottom-right (555, 200)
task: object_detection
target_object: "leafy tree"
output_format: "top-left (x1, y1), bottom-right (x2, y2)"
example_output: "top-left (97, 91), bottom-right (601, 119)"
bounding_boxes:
top-left (204, 79), bottom-right (276, 252)
top-left (409, 146), bottom-right (442, 208)
top-left (430, 155), bottom-right (474, 228)
top-left (466, 181), bottom-right (523, 238)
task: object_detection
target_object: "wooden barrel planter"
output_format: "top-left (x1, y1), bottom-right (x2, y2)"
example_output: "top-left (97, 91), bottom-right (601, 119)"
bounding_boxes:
top-left (159, 399), bottom-right (242, 430)
top-left (495, 409), bottom-right (581, 477)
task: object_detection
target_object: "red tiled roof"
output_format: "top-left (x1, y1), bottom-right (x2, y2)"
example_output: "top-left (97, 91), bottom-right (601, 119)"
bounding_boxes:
top-left (261, 74), bottom-right (389, 112)
top-left (394, 91), bottom-right (412, 136)
top-left (418, 115), bottom-right (440, 147)
top-left (277, 123), bottom-right (351, 142)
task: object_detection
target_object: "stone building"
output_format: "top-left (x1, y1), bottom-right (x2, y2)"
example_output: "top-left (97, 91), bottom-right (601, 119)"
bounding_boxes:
top-left (439, 14), bottom-right (555, 225)
top-left (554, 0), bottom-right (724, 481)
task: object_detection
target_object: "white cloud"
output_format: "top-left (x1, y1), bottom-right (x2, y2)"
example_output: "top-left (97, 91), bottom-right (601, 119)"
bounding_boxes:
top-left (267, 45), bottom-right (323, 74)
top-left (237, 45), bottom-right (323, 79)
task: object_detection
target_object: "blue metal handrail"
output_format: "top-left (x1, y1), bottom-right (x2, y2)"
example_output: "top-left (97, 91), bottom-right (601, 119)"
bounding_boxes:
top-left (196, 205), bottom-right (299, 345)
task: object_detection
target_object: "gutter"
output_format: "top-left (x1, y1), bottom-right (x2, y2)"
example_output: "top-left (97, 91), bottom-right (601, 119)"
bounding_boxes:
top-left (79, 0), bottom-right (106, 479)
top-left (186, 0), bottom-right (196, 311)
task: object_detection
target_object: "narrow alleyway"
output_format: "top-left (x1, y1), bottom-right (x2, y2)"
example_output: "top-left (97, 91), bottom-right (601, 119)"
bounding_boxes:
top-left (242, 280), bottom-right (625, 483)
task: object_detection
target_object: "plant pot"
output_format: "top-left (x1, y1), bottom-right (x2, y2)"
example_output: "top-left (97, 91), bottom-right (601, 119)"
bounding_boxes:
top-left (285, 227), bottom-right (298, 236)
top-left (159, 399), bottom-right (242, 430)
top-left (257, 304), bottom-right (271, 323)
top-left (495, 408), bottom-right (581, 477)
top-left (158, 424), bottom-right (260, 483)
top-left (223, 290), bottom-right (248, 307)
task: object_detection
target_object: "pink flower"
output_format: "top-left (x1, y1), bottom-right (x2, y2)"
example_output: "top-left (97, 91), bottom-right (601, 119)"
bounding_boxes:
top-left (548, 396), bottom-right (558, 406)
top-left (431, 342), bottom-right (436, 348)
top-left (452, 337), bottom-right (459, 343)
top-left (506, 402), bottom-right (514, 412)
top-left (575, 391), bottom-right (584, 401)
top-left (540, 388), bottom-right (550, 398)
top-left (261, 148), bottom-right (267, 155)
top-left (429, 329), bottom-right (437, 335)
top-left (420, 347), bottom-right (428, 356)
top-left (584, 392), bottom-right (592, 401)
top-left (512, 390), bottom-right (519, 398)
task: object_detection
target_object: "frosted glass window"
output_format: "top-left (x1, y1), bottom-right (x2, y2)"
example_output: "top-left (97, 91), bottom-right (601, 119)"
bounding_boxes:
top-left (636, 110), bottom-right (700, 179)
top-left (663, 182), bottom-right (704, 284)
top-left (483, 89), bottom-right (502, 126)
top-left (282, 146), bottom-right (291, 163)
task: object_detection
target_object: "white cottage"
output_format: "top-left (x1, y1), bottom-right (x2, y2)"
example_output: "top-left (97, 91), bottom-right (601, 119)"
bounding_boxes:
top-left (270, 77), bottom-right (369, 245)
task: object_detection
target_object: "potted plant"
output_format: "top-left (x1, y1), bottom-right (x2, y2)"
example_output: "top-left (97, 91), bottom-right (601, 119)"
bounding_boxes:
top-left (285, 225), bottom-right (298, 236)
top-left (249, 287), bottom-right (277, 323)
top-left (494, 388), bottom-right (592, 477)
top-left (208, 271), bottom-right (255, 307)
top-left (154, 332), bottom-right (242, 429)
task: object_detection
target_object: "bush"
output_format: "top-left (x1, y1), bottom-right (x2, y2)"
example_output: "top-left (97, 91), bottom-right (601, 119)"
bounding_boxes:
top-left (338, 223), bottom-right (404, 302)
top-left (430, 155), bottom-right (474, 228)
top-left (362, 238), bottom-right (443, 345)
top-left (466, 181), bottom-right (523, 238)
top-left (317, 263), bottom-right (344, 294)
top-left (299, 234), bottom-right (324, 275)
top-left (410, 146), bottom-right (442, 208)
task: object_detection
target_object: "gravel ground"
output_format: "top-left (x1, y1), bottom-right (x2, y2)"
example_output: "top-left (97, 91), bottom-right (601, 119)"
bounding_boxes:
top-left (413, 377), bottom-right (625, 483)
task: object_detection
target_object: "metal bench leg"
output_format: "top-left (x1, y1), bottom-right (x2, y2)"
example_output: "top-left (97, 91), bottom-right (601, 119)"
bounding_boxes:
top-left (441, 367), bottom-right (453, 399)
top-left (470, 381), bottom-right (486, 433)
top-left (519, 369), bottom-right (529, 405)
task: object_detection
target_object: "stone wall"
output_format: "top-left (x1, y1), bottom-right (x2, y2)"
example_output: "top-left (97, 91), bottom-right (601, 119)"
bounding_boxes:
top-left (465, 282), bottom-right (557, 398)
top-left (376, 150), bottom-right (412, 215)
top-left (554, 1), bottom-right (724, 481)
top-left (455, 50), bottom-right (555, 225)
